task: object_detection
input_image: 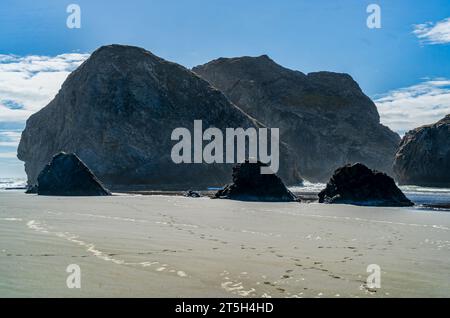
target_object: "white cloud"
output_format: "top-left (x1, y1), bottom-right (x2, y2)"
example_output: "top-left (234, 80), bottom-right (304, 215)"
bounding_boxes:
top-left (413, 17), bottom-right (450, 44)
top-left (0, 53), bottom-right (89, 177)
top-left (0, 53), bottom-right (89, 122)
top-left (0, 131), bottom-right (21, 147)
top-left (375, 79), bottom-right (450, 135)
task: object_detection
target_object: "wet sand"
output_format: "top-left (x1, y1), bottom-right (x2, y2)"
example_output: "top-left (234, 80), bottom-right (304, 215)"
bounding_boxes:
top-left (0, 191), bottom-right (449, 297)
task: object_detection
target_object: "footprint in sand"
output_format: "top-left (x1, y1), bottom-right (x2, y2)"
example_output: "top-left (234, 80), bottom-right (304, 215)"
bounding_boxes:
top-left (221, 280), bottom-right (256, 297)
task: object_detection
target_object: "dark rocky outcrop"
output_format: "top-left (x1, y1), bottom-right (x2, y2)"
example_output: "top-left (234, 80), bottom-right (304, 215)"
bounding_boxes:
top-left (184, 190), bottom-right (201, 198)
top-left (318, 163), bottom-right (413, 207)
top-left (393, 115), bottom-right (450, 187)
top-left (193, 56), bottom-right (400, 182)
top-left (17, 45), bottom-right (302, 190)
top-left (214, 161), bottom-right (298, 202)
top-left (37, 152), bottom-right (111, 196)
top-left (25, 185), bottom-right (38, 194)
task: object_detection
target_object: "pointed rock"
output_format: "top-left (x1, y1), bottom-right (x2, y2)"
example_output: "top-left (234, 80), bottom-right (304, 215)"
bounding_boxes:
top-left (37, 152), bottom-right (111, 196)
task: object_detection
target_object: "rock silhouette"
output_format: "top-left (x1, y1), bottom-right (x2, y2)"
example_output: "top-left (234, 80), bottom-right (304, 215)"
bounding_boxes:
top-left (318, 163), bottom-right (413, 207)
top-left (25, 185), bottom-right (38, 194)
top-left (37, 152), bottom-right (111, 196)
top-left (215, 161), bottom-right (298, 202)
top-left (184, 190), bottom-right (201, 198)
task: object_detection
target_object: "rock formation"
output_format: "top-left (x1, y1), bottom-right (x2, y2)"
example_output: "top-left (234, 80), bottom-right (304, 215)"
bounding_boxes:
top-left (25, 185), bottom-right (38, 194)
top-left (17, 45), bottom-right (302, 190)
top-left (214, 161), bottom-right (298, 202)
top-left (37, 152), bottom-right (111, 196)
top-left (193, 56), bottom-right (400, 182)
top-left (318, 163), bottom-right (413, 207)
top-left (393, 115), bottom-right (450, 187)
top-left (184, 190), bottom-right (201, 198)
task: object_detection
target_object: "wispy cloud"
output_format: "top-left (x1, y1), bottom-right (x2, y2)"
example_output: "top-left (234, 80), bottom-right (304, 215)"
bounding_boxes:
top-left (0, 53), bottom-right (89, 175)
top-left (0, 53), bottom-right (89, 122)
top-left (375, 79), bottom-right (450, 135)
top-left (413, 17), bottom-right (450, 44)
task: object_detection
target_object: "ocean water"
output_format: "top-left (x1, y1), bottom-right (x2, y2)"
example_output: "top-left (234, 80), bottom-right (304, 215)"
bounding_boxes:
top-left (1, 178), bottom-right (449, 210)
top-left (290, 181), bottom-right (327, 193)
top-left (399, 185), bottom-right (450, 208)
top-left (0, 177), bottom-right (26, 189)
top-left (289, 181), bottom-right (450, 212)
top-left (290, 181), bottom-right (450, 211)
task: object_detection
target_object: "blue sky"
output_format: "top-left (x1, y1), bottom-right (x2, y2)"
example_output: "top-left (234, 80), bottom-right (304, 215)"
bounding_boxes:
top-left (0, 0), bottom-right (449, 177)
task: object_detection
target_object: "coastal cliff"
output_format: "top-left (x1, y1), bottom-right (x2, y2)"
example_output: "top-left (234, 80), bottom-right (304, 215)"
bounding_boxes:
top-left (17, 45), bottom-right (301, 190)
top-left (393, 115), bottom-right (450, 187)
top-left (193, 55), bottom-right (400, 182)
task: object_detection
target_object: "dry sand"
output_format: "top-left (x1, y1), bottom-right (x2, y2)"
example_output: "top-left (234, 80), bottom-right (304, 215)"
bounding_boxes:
top-left (0, 191), bottom-right (449, 297)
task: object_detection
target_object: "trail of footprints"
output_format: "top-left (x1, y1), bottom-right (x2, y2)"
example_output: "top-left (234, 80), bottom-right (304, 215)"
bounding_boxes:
top-left (157, 212), bottom-right (366, 297)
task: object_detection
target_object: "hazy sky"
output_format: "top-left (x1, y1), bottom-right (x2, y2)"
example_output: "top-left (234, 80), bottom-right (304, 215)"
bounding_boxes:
top-left (0, 0), bottom-right (449, 177)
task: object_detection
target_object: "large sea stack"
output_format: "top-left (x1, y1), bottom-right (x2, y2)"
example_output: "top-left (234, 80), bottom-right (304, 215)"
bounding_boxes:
top-left (17, 45), bottom-right (302, 190)
top-left (215, 161), bottom-right (298, 202)
top-left (318, 163), bottom-right (413, 207)
top-left (193, 56), bottom-right (400, 182)
top-left (393, 115), bottom-right (450, 187)
top-left (37, 152), bottom-right (111, 196)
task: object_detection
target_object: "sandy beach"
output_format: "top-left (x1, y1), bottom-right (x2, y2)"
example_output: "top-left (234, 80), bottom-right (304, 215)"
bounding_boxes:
top-left (0, 191), bottom-right (449, 298)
